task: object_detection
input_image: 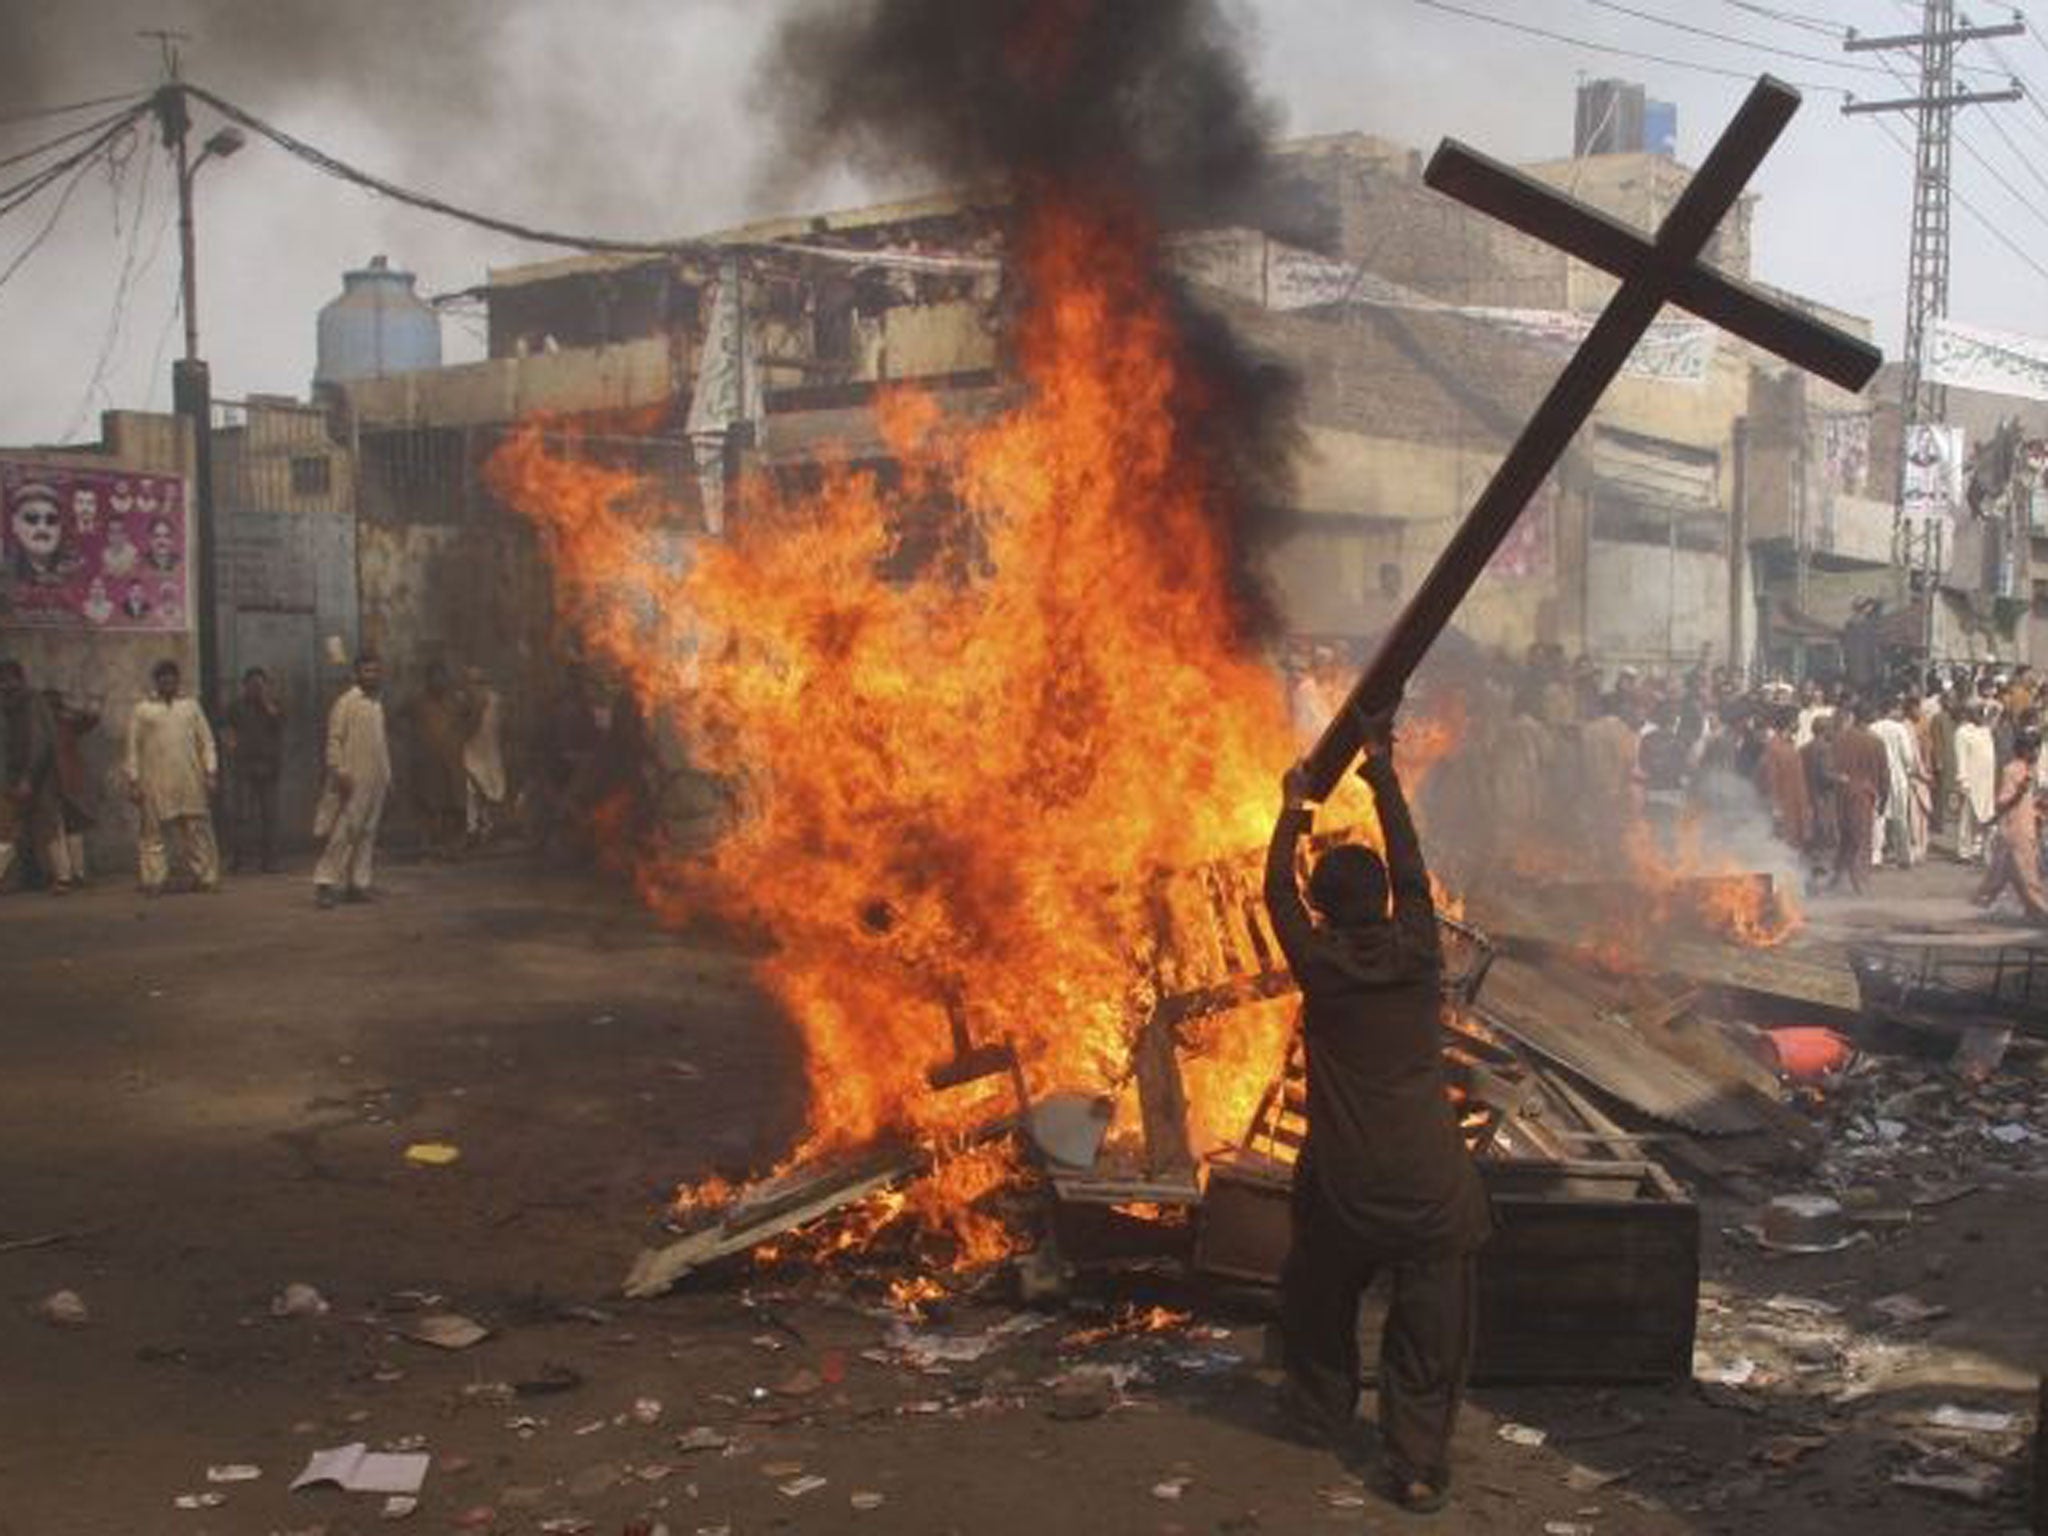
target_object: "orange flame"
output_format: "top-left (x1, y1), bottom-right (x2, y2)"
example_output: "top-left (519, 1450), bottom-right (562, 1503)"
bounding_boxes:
top-left (491, 194), bottom-right (1358, 1173)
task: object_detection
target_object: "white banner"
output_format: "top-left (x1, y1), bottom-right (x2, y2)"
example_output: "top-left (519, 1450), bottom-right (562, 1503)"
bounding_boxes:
top-left (1926, 318), bottom-right (2048, 404)
top-left (1173, 231), bottom-right (1716, 384)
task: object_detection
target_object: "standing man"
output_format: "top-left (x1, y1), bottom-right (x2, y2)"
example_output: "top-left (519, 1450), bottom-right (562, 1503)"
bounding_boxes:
top-left (223, 667), bottom-right (285, 874)
top-left (1974, 727), bottom-right (2048, 922)
top-left (1830, 702), bottom-right (1890, 896)
top-left (124, 659), bottom-right (220, 894)
top-left (1264, 705), bottom-right (1490, 1514)
top-left (44, 686), bottom-right (99, 888)
top-left (313, 652), bottom-right (393, 908)
top-left (1924, 690), bottom-right (1958, 843)
top-left (462, 664), bottom-right (507, 845)
top-left (1870, 699), bottom-right (1928, 868)
top-left (406, 660), bottom-right (472, 858)
top-left (0, 660), bottom-right (66, 892)
top-left (1955, 704), bottom-right (1999, 863)
top-left (1800, 710), bottom-right (1840, 886)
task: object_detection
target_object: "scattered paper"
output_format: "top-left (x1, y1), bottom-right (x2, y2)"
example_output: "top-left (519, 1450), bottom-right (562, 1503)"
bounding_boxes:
top-left (40, 1289), bottom-right (88, 1327)
top-left (382, 1495), bottom-right (419, 1520)
top-left (272, 1283), bottom-right (330, 1318)
top-left (402, 1312), bottom-right (491, 1350)
top-left (779, 1474), bottom-right (829, 1498)
top-left (674, 1427), bottom-right (730, 1454)
top-left (630, 1396), bottom-right (664, 1424)
top-left (1152, 1477), bottom-right (1191, 1500)
top-left (206, 1464), bottom-right (262, 1483)
top-left (403, 1142), bottom-right (461, 1167)
top-left (1498, 1422), bottom-right (1547, 1447)
top-left (291, 1442), bottom-right (431, 1496)
top-left (851, 1491), bottom-right (886, 1511)
top-left (173, 1493), bottom-right (226, 1510)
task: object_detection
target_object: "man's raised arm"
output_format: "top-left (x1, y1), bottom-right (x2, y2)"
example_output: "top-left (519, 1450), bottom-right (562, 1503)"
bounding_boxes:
top-left (1263, 766), bottom-right (1318, 974)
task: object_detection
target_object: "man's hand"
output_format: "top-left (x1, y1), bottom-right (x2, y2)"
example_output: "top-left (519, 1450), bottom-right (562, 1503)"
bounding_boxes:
top-left (1280, 761), bottom-right (1313, 809)
top-left (1353, 699), bottom-right (1401, 758)
top-left (334, 769), bottom-right (355, 804)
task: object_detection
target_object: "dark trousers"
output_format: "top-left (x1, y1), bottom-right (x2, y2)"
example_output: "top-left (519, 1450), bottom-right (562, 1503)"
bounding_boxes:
top-left (231, 772), bottom-right (279, 871)
top-left (1281, 1182), bottom-right (1478, 1486)
top-left (1833, 787), bottom-right (1877, 894)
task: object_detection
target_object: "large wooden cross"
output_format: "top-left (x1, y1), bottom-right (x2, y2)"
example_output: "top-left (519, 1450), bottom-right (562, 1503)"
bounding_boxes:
top-left (1300, 76), bottom-right (1884, 797)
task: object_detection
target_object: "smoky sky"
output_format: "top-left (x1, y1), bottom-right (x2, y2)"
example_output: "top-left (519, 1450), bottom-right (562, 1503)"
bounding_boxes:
top-left (0, 2), bottom-right (2039, 449)
top-left (760, 0), bottom-right (1276, 227)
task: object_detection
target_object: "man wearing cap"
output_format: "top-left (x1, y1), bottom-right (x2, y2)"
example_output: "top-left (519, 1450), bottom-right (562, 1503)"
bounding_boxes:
top-left (1264, 703), bottom-right (1489, 1513)
top-left (123, 659), bottom-right (220, 894)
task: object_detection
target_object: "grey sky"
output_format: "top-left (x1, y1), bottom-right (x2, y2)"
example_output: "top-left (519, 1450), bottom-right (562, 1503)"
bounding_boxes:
top-left (1, 0), bottom-right (2042, 446)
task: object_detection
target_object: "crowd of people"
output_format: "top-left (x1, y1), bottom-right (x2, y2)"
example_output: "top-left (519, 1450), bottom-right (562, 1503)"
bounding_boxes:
top-left (1286, 642), bottom-right (2048, 925)
top-left (0, 649), bottom-right (666, 904)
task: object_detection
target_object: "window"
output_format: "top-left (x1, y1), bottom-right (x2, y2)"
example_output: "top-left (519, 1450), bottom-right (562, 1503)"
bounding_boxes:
top-left (290, 455), bottom-right (332, 496)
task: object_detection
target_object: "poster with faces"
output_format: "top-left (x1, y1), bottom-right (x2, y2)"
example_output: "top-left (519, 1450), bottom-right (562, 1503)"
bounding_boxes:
top-left (0, 462), bottom-right (188, 631)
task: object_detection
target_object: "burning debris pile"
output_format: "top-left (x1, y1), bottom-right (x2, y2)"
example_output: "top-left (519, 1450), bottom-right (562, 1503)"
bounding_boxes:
top-left (488, 0), bottom-right (1828, 1335)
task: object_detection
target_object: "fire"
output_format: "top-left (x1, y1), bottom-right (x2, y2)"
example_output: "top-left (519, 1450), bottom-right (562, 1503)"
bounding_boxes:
top-left (492, 192), bottom-right (1381, 1180)
top-left (1623, 817), bottom-right (1800, 949)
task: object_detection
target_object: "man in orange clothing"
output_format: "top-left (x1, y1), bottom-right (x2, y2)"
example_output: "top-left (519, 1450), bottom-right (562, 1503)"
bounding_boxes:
top-left (1974, 727), bottom-right (2047, 923)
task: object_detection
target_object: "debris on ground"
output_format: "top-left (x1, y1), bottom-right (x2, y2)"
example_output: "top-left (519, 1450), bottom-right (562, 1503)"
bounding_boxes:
top-left (401, 1311), bottom-right (491, 1350)
top-left (38, 1288), bottom-right (88, 1327)
top-left (290, 1442), bottom-right (431, 1496)
top-left (271, 1282), bottom-right (330, 1318)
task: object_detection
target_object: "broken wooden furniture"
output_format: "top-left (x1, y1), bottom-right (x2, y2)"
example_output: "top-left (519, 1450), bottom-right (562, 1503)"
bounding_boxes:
top-left (1851, 940), bottom-right (2048, 1037)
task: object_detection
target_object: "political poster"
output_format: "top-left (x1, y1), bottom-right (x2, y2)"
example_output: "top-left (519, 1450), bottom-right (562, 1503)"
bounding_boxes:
top-left (0, 462), bottom-right (189, 631)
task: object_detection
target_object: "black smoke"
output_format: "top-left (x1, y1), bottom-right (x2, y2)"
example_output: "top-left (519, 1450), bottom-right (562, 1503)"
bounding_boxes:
top-left (761, 0), bottom-right (1301, 640)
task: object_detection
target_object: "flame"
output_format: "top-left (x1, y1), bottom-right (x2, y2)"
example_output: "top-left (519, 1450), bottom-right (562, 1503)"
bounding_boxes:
top-left (492, 194), bottom-right (1377, 1174)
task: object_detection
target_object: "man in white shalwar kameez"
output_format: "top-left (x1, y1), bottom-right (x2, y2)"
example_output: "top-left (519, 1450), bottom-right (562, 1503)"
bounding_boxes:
top-left (125, 659), bottom-right (220, 893)
top-left (462, 664), bottom-right (506, 842)
top-left (1870, 702), bottom-right (1927, 868)
top-left (314, 653), bottom-right (392, 907)
top-left (1954, 705), bottom-right (1998, 863)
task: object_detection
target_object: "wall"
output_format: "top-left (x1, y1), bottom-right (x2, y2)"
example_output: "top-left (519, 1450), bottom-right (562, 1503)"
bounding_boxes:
top-left (1585, 540), bottom-right (1729, 663)
top-left (212, 401), bottom-right (360, 850)
top-left (1, 412), bottom-right (196, 875)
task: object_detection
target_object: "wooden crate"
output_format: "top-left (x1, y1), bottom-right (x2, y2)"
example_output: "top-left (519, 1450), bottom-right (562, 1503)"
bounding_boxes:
top-left (1196, 1152), bottom-right (1699, 1384)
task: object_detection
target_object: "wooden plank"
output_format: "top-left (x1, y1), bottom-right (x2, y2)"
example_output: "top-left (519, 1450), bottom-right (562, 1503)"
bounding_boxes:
top-left (1479, 957), bottom-right (1766, 1135)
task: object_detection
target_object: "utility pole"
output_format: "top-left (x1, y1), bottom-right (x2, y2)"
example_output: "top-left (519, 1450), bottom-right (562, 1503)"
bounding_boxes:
top-left (143, 30), bottom-right (242, 716)
top-left (1841, 5), bottom-right (2023, 655)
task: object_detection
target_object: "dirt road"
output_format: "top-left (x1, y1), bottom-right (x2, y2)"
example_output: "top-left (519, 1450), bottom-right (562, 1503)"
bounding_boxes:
top-left (1, 859), bottom-right (2038, 1534)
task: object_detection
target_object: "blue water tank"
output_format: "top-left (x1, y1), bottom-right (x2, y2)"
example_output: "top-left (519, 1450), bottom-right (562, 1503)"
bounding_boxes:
top-left (313, 255), bottom-right (442, 388)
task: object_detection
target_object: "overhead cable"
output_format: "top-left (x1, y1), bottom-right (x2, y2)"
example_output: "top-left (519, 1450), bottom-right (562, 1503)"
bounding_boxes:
top-left (1409, 0), bottom-right (1853, 91)
top-left (179, 83), bottom-right (702, 257)
top-left (1570, 0), bottom-right (2003, 79)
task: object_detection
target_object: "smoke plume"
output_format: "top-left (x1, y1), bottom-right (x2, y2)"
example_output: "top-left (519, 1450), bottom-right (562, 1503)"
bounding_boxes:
top-left (761, 0), bottom-right (1300, 639)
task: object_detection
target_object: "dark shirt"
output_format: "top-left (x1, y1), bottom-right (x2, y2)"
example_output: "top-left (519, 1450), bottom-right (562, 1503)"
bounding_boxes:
top-left (1262, 754), bottom-right (1490, 1257)
top-left (226, 697), bottom-right (285, 780)
top-left (1639, 728), bottom-right (1688, 794)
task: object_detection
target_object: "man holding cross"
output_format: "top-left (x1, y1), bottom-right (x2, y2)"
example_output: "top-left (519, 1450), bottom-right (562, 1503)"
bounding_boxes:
top-left (1256, 74), bottom-right (1879, 1514)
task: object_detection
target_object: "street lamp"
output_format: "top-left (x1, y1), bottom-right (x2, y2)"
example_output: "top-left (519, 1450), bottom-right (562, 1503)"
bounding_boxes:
top-left (152, 84), bottom-right (243, 713)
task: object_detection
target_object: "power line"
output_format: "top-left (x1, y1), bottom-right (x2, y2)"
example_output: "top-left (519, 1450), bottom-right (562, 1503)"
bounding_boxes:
top-left (178, 83), bottom-right (701, 257)
top-left (0, 134), bottom-right (117, 292)
top-left (0, 100), bottom-right (153, 176)
top-left (0, 91), bottom-right (149, 129)
top-left (1864, 112), bottom-right (2048, 284)
top-left (1409, 0), bottom-right (1854, 90)
top-left (1570, 0), bottom-right (2001, 78)
top-left (1714, 0), bottom-right (1846, 40)
top-left (0, 107), bottom-right (148, 226)
top-left (1867, 47), bottom-right (2048, 241)
top-left (64, 135), bottom-right (162, 440)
